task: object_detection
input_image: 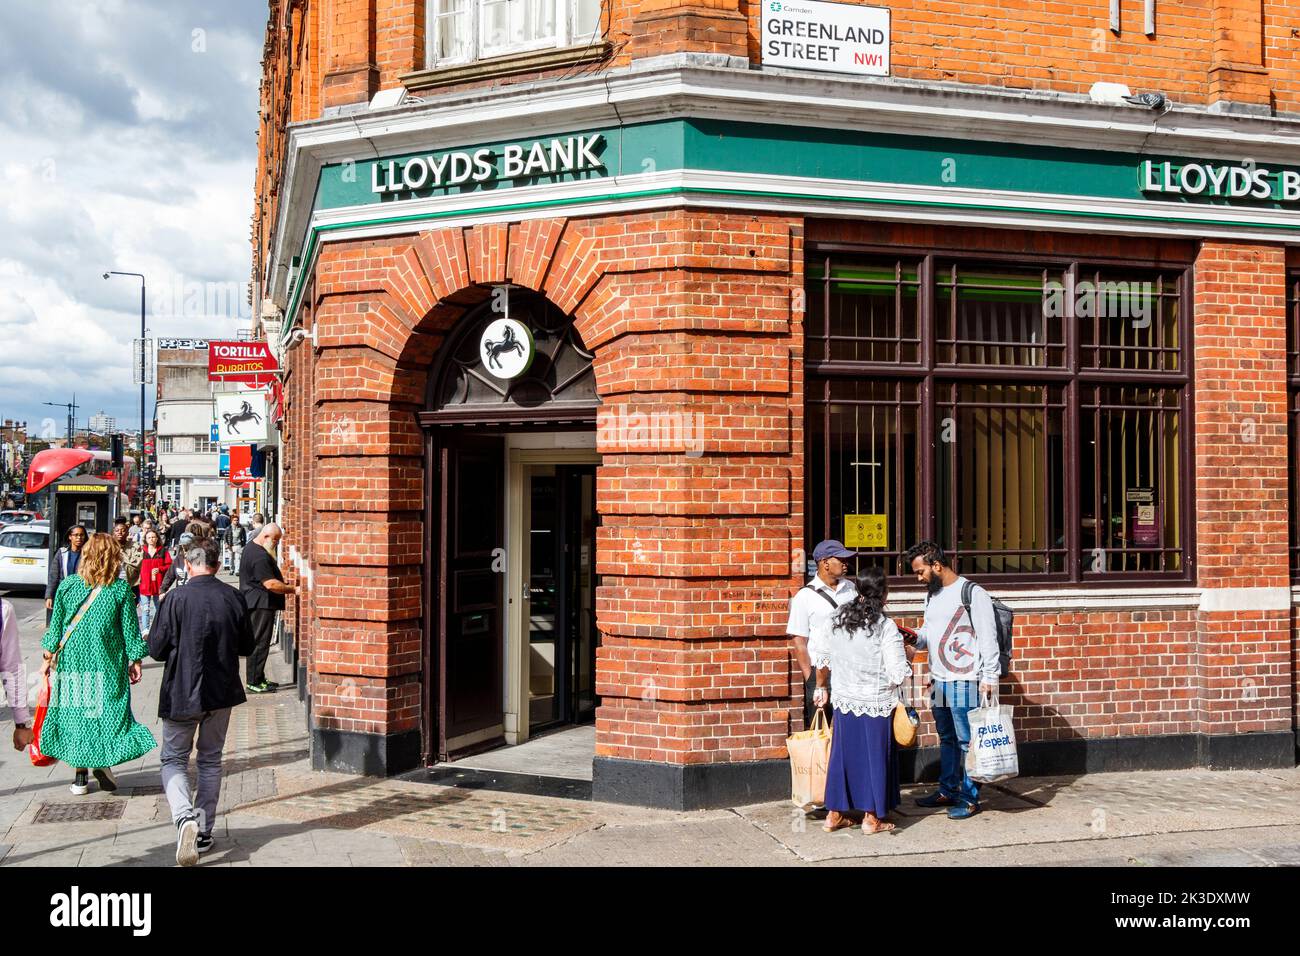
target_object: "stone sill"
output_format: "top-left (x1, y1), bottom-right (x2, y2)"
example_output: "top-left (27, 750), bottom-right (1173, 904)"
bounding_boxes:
top-left (402, 42), bottom-right (613, 92)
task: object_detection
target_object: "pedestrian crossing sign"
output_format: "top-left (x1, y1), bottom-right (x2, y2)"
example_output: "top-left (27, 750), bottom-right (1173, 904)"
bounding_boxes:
top-left (844, 514), bottom-right (888, 549)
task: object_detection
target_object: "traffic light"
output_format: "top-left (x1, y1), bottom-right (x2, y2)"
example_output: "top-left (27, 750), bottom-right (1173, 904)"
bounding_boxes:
top-left (110, 433), bottom-right (124, 469)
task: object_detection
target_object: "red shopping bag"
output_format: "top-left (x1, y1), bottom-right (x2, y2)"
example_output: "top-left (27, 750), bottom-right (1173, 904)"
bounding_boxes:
top-left (27, 672), bottom-right (55, 767)
top-left (28, 584), bottom-right (103, 767)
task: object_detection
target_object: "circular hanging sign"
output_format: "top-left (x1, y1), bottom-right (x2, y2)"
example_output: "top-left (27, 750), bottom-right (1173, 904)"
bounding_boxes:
top-left (479, 317), bottom-right (535, 380)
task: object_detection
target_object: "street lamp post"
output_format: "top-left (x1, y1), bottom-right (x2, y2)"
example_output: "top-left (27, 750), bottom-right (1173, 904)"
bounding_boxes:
top-left (104, 271), bottom-right (147, 494)
top-left (42, 397), bottom-right (77, 447)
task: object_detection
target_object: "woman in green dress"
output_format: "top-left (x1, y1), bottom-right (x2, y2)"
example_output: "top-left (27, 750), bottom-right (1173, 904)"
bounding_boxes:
top-left (40, 532), bottom-right (157, 794)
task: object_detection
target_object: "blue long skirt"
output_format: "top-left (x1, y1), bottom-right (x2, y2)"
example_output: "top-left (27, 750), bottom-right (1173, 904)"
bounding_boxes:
top-left (824, 709), bottom-right (900, 817)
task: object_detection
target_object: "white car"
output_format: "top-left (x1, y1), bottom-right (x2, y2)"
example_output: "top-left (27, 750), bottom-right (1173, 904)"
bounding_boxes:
top-left (0, 522), bottom-right (49, 590)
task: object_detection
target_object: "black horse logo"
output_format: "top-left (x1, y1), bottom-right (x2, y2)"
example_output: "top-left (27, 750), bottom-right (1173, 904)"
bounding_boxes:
top-left (222, 400), bottom-right (263, 435)
top-left (483, 323), bottom-right (527, 370)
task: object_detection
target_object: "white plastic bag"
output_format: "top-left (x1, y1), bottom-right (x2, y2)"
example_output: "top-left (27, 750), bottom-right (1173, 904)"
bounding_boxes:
top-left (965, 700), bottom-right (1019, 783)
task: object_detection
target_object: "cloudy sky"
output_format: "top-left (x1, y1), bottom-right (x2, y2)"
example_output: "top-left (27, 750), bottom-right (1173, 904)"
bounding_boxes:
top-left (0, 0), bottom-right (266, 443)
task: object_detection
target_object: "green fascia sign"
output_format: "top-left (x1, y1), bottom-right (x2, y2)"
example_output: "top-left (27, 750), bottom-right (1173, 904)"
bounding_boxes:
top-left (314, 118), bottom-right (1300, 213)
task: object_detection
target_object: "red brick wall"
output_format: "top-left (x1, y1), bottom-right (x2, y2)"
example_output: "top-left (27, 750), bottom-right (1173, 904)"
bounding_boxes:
top-left (281, 213), bottom-right (1298, 769)
top-left (894, 609), bottom-right (1203, 747)
top-left (254, 1), bottom-right (1300, 290)
top-left (807, 222), bottom-right (1296, 747)
top-left (281, 210), bottom-right (809, 765)
top-left (1193, 241), bottom-right (1292, 737)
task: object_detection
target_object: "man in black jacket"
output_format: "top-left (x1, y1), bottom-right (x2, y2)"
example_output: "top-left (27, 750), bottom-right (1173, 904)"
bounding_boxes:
top-left (239, 522), bottom-right (295, 694)
top-left (165, 508), bottom-right (191, 549)
top-left (148, 537), bottom-right (253, 866)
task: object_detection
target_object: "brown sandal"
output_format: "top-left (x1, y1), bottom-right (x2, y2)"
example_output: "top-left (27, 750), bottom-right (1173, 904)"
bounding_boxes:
top-left (822, 811), bottom-right (857, 832)
top-left (863, 819), bottom-right (896, 835)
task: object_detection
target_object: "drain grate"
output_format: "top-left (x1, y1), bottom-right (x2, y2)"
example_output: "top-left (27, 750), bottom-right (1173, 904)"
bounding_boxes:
top-left (33, 801), bottom-right (126, 824)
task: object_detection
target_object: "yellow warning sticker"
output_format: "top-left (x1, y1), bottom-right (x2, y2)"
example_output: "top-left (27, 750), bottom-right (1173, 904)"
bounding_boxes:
top-left (844, 514), bottom-right (888, 549)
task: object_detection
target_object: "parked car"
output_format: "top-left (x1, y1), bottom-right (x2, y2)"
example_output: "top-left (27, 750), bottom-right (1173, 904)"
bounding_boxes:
top-left (0, 521), bottom-right (49, 590)
top-left (0, 510), bottom-right (38, 529)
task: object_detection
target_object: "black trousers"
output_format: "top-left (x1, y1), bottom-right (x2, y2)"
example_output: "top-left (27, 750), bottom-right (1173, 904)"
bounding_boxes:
top-left (803, 671), bottom-right (833, 729)
top-left (247, 609), bottom-right (277, 685)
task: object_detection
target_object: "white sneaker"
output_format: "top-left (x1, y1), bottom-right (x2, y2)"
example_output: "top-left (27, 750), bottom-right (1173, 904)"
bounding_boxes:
top-left (176, 816), bottom-right (199, 867)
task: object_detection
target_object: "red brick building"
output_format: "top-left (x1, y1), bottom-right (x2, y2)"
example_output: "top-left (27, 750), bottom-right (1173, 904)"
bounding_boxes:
top-left (253, 0), bottom-right (1300, 807)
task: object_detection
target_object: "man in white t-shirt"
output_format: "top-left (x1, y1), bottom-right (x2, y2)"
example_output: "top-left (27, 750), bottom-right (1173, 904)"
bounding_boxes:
top-left (902, 540), bottom-right (1000, 820)
top-left (785, 539), bottom-right (858, 729)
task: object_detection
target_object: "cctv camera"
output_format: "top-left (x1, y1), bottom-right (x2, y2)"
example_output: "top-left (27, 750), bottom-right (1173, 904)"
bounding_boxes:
top-left (102, 273), bottom-right (110, 280)
top-left (287, 327), bottom-right (315, 348)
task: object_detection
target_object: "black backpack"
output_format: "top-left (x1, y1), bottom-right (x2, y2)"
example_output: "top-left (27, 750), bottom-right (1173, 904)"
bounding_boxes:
top-left (961, 580), bottom-right (1014, 679)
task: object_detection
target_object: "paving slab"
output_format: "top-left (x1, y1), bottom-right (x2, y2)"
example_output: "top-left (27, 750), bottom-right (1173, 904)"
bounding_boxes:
top-left (4, 608), bottom-right (1300, 868)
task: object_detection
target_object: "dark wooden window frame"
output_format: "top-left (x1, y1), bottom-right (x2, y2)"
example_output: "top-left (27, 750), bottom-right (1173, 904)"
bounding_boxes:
top-left (806, 241), bottom-right (1197, 589)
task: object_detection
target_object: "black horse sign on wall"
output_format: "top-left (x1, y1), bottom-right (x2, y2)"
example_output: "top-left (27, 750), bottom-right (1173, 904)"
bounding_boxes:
top-left (222, 400), bottom-right (263, 435)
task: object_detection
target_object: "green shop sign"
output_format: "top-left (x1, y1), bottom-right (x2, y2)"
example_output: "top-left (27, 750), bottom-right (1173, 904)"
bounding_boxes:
top-left (370, 133), bottom-right (606, 196)
top-left (312, 118), bottom-right (1300, 215)
top-left (1140, 160), bottom-right (1300, 203)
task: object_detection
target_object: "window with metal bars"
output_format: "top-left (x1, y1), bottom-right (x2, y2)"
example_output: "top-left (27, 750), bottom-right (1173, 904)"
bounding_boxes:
top-left (1288, 273), bottom-right (1300, 579)
top-left (806, 251), bottom-right (1191, 585)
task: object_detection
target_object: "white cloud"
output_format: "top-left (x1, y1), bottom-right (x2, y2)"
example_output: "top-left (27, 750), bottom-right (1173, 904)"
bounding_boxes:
top-left (0, 0), bottom-right (264, 436)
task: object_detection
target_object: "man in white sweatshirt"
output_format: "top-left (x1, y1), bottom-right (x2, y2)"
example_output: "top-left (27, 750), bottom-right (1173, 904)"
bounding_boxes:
top-left (902, 541), bottom-right (1000, 819)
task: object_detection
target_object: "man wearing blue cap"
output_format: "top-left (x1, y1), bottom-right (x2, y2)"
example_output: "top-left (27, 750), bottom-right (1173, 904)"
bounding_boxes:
top-left (786, 539), bottom-right (857, 730)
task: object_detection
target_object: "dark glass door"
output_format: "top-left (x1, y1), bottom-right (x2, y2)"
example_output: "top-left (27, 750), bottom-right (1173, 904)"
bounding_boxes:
top-left (527, 464), bottom-right (599, 730)
top-left (561, 466), bottom-right (599, 723)
top-left (438, 436), bottom-right (505, 758)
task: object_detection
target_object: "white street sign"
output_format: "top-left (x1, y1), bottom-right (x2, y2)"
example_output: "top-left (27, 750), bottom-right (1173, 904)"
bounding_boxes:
top-left (761, 0), bottom-right (890, 77)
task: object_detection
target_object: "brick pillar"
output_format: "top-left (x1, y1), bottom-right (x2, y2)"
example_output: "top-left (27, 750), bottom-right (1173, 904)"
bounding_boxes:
top-left (627, 0), bottom-right (749, 62)
top-left (305, 275), bottom-right (426, 773)
top-left (585, 214), bottom-right (805, 809)
top-left (1208, 0), bottom-right (1271, 113)
top-left (323, 0), bottom-right (378, 110)
top-left (1192, 241), bottom-right (1293, 765)
top-left (376, 0), bottom-right (423, 87)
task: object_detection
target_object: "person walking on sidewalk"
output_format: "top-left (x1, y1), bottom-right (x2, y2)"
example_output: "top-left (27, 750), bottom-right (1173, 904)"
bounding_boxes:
top-left (165, 509), bottom-right (191, 550)
top-left (137, 529), bottom-right (169, 634)
top-left (148, 537), bottom-right (253, 865)
top-left (213, 507), bottom-right (232, 570)
top-left (1, 598), bottom-right (33, 752)
top-left (160, 523), bottom-right (208, 596)
top-left (39, 532), bottom-right (157, 795)
top-left (786, 540), bottom-right (858, 729)
top-left (230, 518), bottom-right (247, 574)
top-left (239, 523), bottom-right (295, 694)
top-left (815, 568), bottom-right (910, 835)
top-left (113, 516), bottom-right (142, 591)
top-left (902, 541), bottom-right (1001, 820)
top-left (45, 524), bottom-right (88, 620)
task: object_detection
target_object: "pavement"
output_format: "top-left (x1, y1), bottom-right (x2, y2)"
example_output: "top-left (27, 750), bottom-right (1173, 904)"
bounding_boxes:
top-left (3, 583), bottom-right (1300, 867)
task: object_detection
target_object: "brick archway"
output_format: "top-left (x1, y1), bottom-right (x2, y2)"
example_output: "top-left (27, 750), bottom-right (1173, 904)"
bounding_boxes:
top-left (281, 210), bottom-right (807, 804)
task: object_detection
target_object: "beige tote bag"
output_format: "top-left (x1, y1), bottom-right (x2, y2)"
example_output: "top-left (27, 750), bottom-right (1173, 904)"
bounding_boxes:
top-left (786, 708), bottom-right (832, 810)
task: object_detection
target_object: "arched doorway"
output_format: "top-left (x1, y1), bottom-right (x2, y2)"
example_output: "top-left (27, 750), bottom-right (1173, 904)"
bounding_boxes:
top-left (418, 289), bottom-right (600, 763)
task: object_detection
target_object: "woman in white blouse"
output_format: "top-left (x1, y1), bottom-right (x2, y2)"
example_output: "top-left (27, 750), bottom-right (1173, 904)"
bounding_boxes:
top-left (812, 567), bottom-right (911, 834)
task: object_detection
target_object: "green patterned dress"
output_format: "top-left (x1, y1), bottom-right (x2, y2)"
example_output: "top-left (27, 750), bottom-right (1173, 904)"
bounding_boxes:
top-left (40, 575), bottom-right (157, 769)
